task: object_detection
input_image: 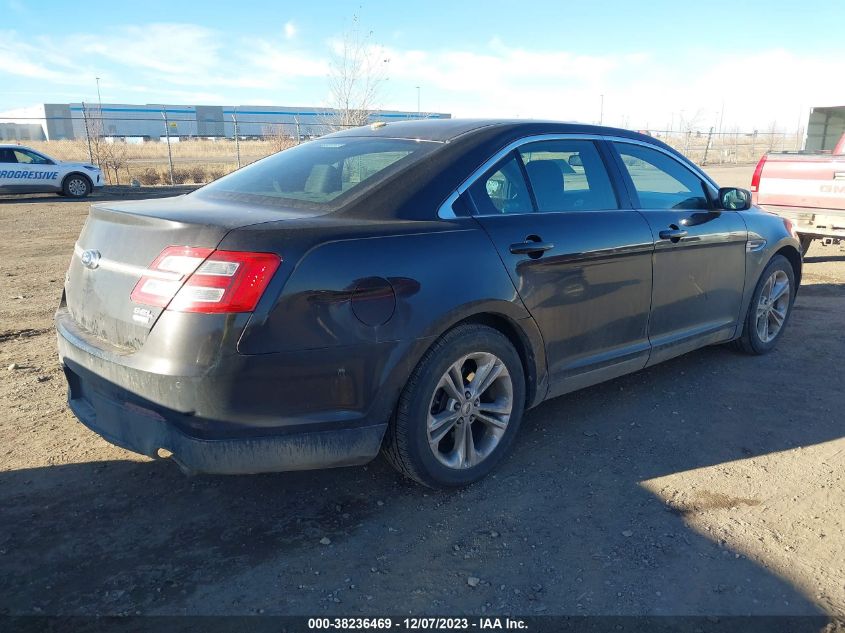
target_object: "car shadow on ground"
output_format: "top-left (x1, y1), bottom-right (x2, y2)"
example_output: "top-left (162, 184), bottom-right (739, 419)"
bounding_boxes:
top-left (796, 282), bottom-right (845, 297)
top-left (0, 185), bottom-right (199, 204)
top-left (1, 310), bottom-right (842, 621)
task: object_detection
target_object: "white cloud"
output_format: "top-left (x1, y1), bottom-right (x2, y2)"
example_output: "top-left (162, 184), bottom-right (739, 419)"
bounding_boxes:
top-left (378, 41), bottom-right (837, 131)
top-left (0, 30), bottom-right (88, 83)
top-left (0, 23), bottom-right (839, 133)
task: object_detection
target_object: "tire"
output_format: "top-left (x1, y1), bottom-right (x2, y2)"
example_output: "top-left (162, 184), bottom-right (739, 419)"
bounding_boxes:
top-left (61, 174), bottom-right (91, 198)
top-left (799, 235), bottom-right (813, 256)
top-left (735, 255), bottom-right (796, 355)
top-left (382, 324), bottom-right (526, 488)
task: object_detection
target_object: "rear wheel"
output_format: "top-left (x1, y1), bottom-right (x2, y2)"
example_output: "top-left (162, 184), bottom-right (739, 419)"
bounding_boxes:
top-left (61, 174), bottom-right (91, 198)
top-left (382, 324), bottom-right (526, 488)
top-left (735, 255), bottom-right (795, 355)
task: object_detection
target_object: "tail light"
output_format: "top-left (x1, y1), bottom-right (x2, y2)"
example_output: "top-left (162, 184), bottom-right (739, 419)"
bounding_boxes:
top-left (750, 155), bottom-right (767, 193)
top-left (130, 246), bottom-right (281, 313)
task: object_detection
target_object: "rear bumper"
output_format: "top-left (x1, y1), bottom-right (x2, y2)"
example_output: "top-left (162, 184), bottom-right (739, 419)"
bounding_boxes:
top-left (57, 307), bottom-right (395, 474)
top-left (759, 204), bottom-right (845, 239)
top-left (65, 363), bottom-right (384, 474)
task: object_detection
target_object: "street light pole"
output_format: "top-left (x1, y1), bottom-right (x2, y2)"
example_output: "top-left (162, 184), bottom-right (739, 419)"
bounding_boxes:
top-left (95, 77), bottom-right (104, 135)
top-left (162, 110), bottom-right (174, 186)
top-left (416, 86), bottom-right (421, 119)
top-left (599, 94), bottom-right (604, 125)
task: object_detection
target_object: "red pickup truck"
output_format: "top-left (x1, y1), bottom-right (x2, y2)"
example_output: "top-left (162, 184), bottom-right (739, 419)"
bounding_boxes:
top-left (751, 132), bottom-right (845, 253)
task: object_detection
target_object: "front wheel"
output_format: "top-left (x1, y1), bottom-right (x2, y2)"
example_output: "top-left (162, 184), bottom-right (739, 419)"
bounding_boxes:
top-left (735, 255), bottom-right (795, 355)
top-left (382, 324), bottom-right (526, 488)
top-left (61, 174), bottom-right (91, 198)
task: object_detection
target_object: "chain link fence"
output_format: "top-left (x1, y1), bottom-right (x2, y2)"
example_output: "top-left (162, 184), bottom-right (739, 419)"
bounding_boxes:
top-left (640, 129), bottom-right (804, 166)
top-left (0, 114), bottom-right (805, 186)
top-left (0, 113), bottom-right (374, 185)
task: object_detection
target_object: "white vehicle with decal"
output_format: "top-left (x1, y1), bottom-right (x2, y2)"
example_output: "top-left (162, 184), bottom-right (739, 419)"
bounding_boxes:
top-left (0, 145), bottom-right (103, 198)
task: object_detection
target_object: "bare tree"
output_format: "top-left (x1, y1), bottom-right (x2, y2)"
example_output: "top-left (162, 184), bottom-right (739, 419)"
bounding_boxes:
top-left (323, 14), bottom-right (388, 131)
top-left (81, 102), bottom-right (105, 168)
top-left (766, 120), bottom-right (784, 152)
top-left (261, 124), bottom-right (297, 153)
top-left (99, 139), bottom-right (129, 185)
top-left (678, 109), bottom-right (704, 156)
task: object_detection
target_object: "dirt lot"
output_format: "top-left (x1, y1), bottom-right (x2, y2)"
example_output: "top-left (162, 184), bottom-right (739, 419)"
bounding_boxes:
top-left (0, 182), bottom-right (843, 618)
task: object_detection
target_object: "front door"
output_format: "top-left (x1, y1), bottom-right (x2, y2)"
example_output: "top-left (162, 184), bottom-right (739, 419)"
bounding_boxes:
top-left (610, 141), bottom-right (748, 364)
top-left (0, 148), bottom-right (59, 193)
top-left (467, 138), bottom-right (655, 396)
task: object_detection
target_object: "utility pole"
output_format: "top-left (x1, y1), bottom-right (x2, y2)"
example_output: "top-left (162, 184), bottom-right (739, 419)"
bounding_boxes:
top-left (162, 110), bottom-right (174, 186)
top-left (599, 94), bottom-right (604, 125)
top-left (232, 113), bottom-right (241, 168)
top-left (416, 86), bottom-right (421, 118)
top-left (702, 126), bottom-right (714, 165)
top-left (718, 101), bottom-right (725, 136)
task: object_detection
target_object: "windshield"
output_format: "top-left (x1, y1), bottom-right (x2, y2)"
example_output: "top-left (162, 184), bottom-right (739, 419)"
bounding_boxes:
top-left (196, 137), bottom-right (440, 209)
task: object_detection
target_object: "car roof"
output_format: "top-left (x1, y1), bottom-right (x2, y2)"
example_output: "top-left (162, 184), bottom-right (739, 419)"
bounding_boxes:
top-left (325, 118), bottom-right (655, 145)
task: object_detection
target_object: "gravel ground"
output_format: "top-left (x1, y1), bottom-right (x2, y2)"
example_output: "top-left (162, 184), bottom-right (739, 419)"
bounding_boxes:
top-left (0, 186), bottom-right (843, 618)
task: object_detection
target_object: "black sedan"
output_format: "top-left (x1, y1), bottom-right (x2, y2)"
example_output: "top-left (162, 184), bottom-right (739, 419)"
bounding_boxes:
top-left (57, 119), bottom-right (801, 487)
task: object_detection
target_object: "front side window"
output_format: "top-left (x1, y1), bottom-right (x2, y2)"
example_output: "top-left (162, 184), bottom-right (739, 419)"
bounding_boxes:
top-left (518, 140), bottom-right (618, 212)
top-left (13, 150), bottom-right (50, 165)
top-left (468, 153), bottom-right (533, 215)
top-left (197, 137), bottom-right (438, 209)
top-left (614, 142), bottom-right (710, 210)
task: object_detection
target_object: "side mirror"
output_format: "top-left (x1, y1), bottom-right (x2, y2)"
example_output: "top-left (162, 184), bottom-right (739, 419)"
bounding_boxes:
top-left (568, 154), bottom-right (583, 167)
top-left (718, 187), bottom-right (752, 211)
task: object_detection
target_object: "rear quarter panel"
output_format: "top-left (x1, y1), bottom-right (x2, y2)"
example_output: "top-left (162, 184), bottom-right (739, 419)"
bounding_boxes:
top-left (218, 217), bottom-right (547, 420)
top-left (227, 218), bottom-right (531, 352)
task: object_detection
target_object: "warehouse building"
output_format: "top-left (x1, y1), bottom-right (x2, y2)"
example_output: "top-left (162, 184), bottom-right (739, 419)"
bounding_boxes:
top-left (0, 103), bottom-right (451, 141)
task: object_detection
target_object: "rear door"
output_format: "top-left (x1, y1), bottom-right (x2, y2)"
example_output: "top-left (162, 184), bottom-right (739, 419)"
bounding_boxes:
top-left (468, 137), bottom-right (654, 396)
top-left (609, 140), bottom-right (747, 364)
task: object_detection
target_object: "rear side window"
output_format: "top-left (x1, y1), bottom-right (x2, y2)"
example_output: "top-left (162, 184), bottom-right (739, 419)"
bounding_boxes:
top-left (0, 149), bottom-right (17, 163)
top-left (468, 153), bottom-right (533, 215)
top-left (518, 140), bottom-right (618, 212)
top-left (197, 137), bottom-right (438, 208)
top-left (614, 142), bottom-right (710, 210)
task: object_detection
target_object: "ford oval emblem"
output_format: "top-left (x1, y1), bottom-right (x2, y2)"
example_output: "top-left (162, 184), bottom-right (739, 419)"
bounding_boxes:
top-left (80, 249), bottom-right (101, 270)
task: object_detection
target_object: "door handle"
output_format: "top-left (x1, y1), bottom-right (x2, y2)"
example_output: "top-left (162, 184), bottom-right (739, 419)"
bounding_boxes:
top-left (509, 241), bottom-right (555, 255)
top-left (658, 228), bottom-right (688, 241)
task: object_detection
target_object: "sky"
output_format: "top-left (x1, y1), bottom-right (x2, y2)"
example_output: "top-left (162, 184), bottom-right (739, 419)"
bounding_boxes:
top-left (2, 0), bottom-right (843, 132)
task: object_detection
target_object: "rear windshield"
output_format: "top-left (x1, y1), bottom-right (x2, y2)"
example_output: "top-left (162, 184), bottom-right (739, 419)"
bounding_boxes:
top-left (195, 137), bottom-right (439, 209)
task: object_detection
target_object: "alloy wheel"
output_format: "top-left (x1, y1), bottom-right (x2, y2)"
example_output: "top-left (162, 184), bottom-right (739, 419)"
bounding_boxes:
top-left (755, 269), bottom-right (790, 343)
top-left (68, 178), bottom-right (88, 196)
top-left (427, 352), bottom-right (513, 469)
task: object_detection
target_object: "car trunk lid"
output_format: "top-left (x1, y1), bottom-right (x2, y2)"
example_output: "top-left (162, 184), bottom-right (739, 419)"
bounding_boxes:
top-left (64, 194), bottom-right (321, 351)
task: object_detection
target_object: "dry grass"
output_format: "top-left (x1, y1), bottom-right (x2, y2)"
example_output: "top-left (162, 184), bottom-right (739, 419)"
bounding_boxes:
top-left (25, 138), bottom-right (296, 162)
